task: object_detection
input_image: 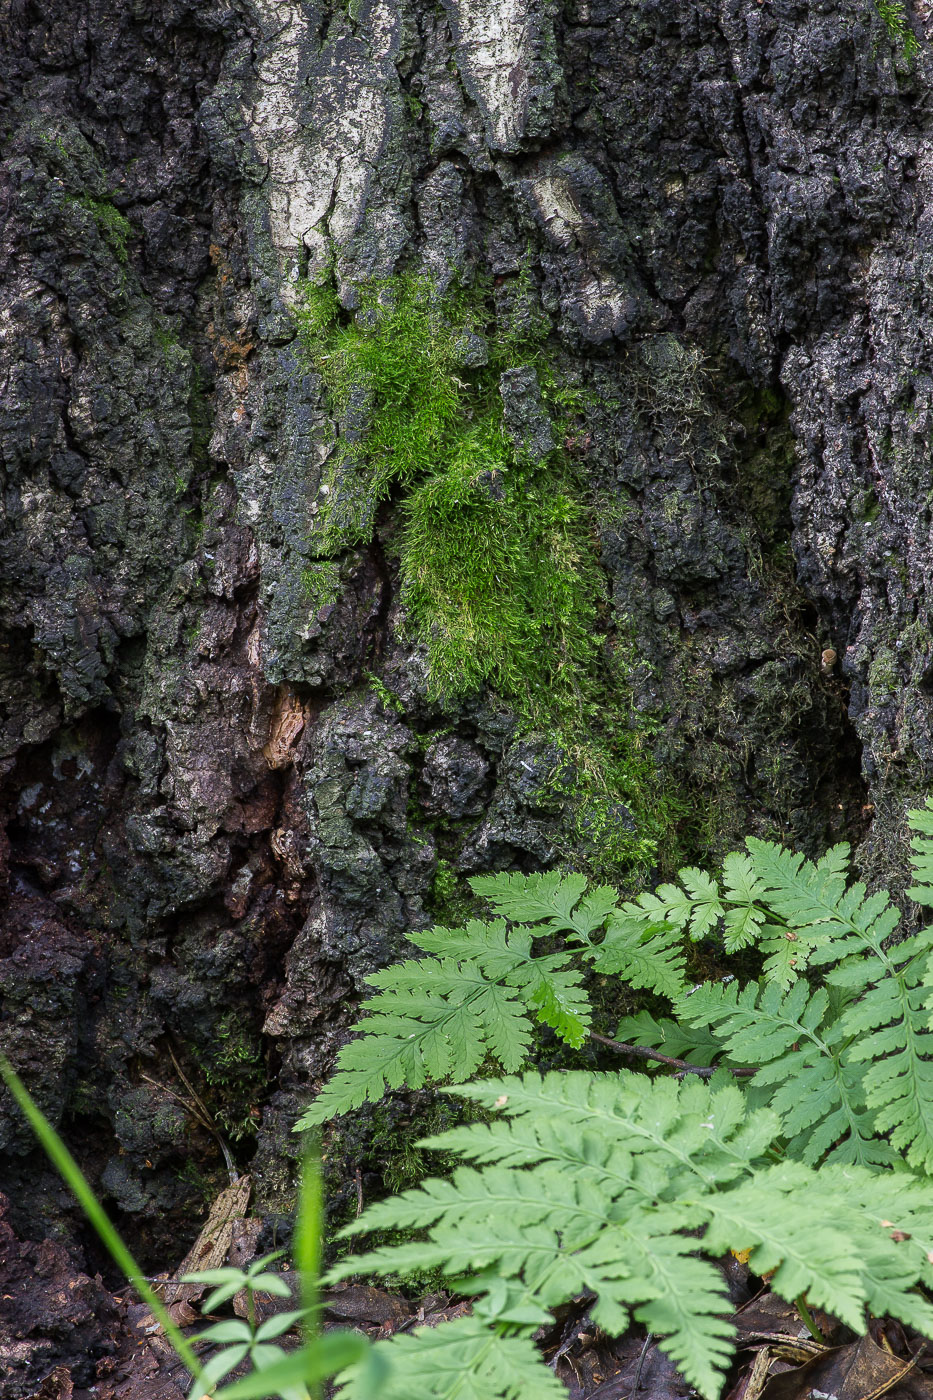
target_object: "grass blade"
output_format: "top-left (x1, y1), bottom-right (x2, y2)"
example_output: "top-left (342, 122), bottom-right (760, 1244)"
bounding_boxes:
top-left (0, 1055), bottom-right (203, 1381)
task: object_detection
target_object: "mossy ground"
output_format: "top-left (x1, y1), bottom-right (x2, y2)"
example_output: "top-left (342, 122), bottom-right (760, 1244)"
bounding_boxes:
top-left (321, 1094), bottom-right (469, 1293)
top-left (295, 272), bottom-right (681, 877)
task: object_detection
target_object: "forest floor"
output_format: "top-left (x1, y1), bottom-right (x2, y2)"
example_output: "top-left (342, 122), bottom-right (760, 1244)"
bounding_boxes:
top-left (4, 1180), bottom-right (933, 1400)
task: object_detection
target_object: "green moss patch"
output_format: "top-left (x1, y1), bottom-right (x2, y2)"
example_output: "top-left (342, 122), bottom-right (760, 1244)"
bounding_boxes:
top-left (296, 275), bottom-right (592, 713)
top-left (68, 195), bottom-right (132, 263)
top-left (295, 272), bottom-right (679, 876)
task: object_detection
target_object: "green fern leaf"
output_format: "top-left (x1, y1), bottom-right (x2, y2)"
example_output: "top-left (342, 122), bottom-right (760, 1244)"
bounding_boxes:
top-left (587, 915), bottom-right (686, 998)
top-left (410, 923), bottom-right (590, 1046)
top-left (679, 868), bottom-right (724, 938)
top-left (296, 922), bottom-right (593, 1125)
top-left (798, 1164), bottom-right (933, 1332)
top-left (695, 1162), bottom-right (867, 1331)
top-left (746, 839), bottom-right (848, 930)
top-left (449, 1071), bottom-right (780, 1189)
top-left (469, 872), bottom-right (590, 932)
top-left (578, 1225), bottom-right (734, 1398)
top-left (677, 980), bottom-right (881, 1164)
top-left (677, 978), bottom-right (824, 1064)
top-left (295, 975), bottom-right (533, 1127)
top-left (723, 903), bottom-right (766, 953)
top-left (629, 881), bottom-right (698, 932)
top-left (468, 871), bottom-right (619, 944)
top-left (613, 1010), bottom-right (725, 1067)
top-left (333, 1165), bottom-right (582, 1246)
top-left (907, 798), bottom-right (933, 904)
top-left (720, 854), bottom-right (768, 950)
top-left (334, 1072), bottom-right (930, 1400)
top-left (722, 851), bottom-right (765, 905)
top-left (830, 945), bottom-right (933, 1172)
top-left (337, 1315), bottom-right (567, 1400)
top-left (754, 928), bottom-right (807, 988)
top-left (745, 839), bottom-right (901, 976)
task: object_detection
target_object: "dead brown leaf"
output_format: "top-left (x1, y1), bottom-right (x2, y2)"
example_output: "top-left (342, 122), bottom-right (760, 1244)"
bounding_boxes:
top-left (25, 1365), bottom-right (73, 1400)
top-left (757, 1334), bottom-right (926, 1400)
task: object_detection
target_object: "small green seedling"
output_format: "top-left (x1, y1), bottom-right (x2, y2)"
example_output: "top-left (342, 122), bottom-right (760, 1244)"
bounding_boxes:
top-left (0, 1058), bottom-right (378, 1400)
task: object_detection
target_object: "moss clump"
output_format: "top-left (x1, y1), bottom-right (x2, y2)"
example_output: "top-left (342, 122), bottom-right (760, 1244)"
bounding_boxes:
top-left (874, 0), bottom-right (918, 58)
top-left (296, 273), bottom-right (595, 720)
top-left (366, 672), bottom-right (405, 714)
top-left (196, 1012), bottom-right (265, 1143)
top-left (295, 272), bottom-right (674, 875)
top-left (402, 449), bottom-right (599, 710)
top-left (296, 276), bottom-right (467, 555)
top-left (302, 560), bottom-right (342, 612)
top-left (71, 195), bottom-right (132, 263)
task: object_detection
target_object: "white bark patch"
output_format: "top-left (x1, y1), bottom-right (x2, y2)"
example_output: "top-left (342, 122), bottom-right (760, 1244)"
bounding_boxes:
top-left (245, 1), bottom-right (332, 267)
top-left (242, 0), bottom-right (405, 284)
top-left (526, 171), bottom-right (585, 246)
top-left (442, 0), bottom-right (559, 152)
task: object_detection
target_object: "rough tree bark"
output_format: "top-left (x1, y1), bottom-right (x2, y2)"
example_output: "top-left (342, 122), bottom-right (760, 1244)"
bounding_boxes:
top-left (0, 0), bottom-right (929, 1389)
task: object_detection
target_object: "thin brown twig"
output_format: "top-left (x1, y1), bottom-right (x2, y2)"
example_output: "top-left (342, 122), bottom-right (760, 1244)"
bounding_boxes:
top-left (166, 1045), bottom-right (238, 1183)
top-left (139, 1073), bottom-right (213, 1133)
top-left (589, 1031), bottom-right (757, 1079)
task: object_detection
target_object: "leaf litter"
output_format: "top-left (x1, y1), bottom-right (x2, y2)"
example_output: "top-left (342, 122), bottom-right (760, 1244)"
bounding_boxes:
top-left (10, 1181), bottom-right (933, 1400)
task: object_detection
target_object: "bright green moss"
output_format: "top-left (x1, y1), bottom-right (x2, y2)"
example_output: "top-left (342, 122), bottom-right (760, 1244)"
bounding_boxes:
top-left (302, 560), bottom-right (342, 612)
top-left (294, 271), bottom-right (677, 876)
top-left (295, 273), bottom-right (594, 719)
top-left (401, 451), bottom-right (598, 716)
top-left (295, 276), bottom-right (467, 554)
top-left (874, 0), bottom-right (918, 58)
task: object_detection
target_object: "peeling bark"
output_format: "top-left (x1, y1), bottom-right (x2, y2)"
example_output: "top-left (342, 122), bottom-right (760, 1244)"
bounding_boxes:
top-left (1, 0), bottom-right (929, 1389)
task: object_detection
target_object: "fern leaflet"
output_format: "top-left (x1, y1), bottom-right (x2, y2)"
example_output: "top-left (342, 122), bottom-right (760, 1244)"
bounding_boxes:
top-left (613, 1009), bottom-right (727, 1067)
top-left (296, 922), bottom-right (590, 1125)
top-left (337, 1314), bottom-right (566, 1400)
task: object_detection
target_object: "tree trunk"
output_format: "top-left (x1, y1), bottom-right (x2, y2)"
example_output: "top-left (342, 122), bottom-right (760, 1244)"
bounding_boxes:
top-left (0, 0), bottom-right (926, 1386)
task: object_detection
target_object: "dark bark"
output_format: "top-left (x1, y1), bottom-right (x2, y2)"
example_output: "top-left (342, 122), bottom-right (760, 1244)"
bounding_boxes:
top-left (0, 0), bottom-right (928, 1389)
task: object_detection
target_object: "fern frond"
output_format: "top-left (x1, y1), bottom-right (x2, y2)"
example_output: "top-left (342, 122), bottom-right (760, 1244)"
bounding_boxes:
top-left (676, 980), bottom-right (881, 1165)
top-left (793, 1164), bottom-right (933, 1333)
top-left (826, 929), bottom-right (933, 1171)
top-left (907, 797), bottom-right (933, 905)
top-left (679, 868), bottom-right (724, 938)
top-left (745, 839), bottom-right (901, 978)
top-left (677, 978), bottom-right (826, 1063)
top-left (335, 1187), bottom-right (734, 1398)
top-left (620, 869), bottom-right (724, 941)
top-left (410, 922), bottom-right (590, 1045)
top-left (337, 1315), bottom-right (567, 1400)
top-left (720, 853), bottom-right (767, 951)
top-left (333, 1073), bottom-right (933, 1400)
top-left (334, 1163), bottom-right (602, 1243)
top-left (295, 924), bottom-right (591, 1126)
top-left (586, 914), bottom-right (686, 997)
top-left (577, 1224), bottom-right (734, 1398)
top-left (296, 970), bottom-right (533, 1126)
